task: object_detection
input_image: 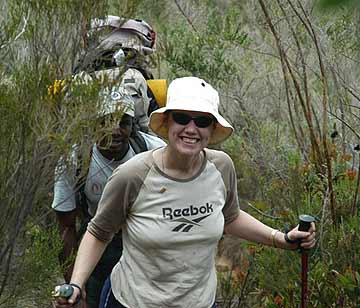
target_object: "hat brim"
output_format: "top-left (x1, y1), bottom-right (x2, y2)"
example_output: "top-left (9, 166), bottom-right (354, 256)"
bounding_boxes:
top-left (149, 107), bottom-right (233, 145)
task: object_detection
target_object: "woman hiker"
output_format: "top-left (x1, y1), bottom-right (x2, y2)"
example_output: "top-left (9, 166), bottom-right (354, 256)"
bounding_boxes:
top-left (53, 76), bottom-right (316, 308)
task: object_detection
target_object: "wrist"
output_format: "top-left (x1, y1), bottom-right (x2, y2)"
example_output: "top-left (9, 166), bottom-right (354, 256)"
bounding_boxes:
top-left (284, 232), bottom-right (299, 250)
top-left (68, 283), bottom-right (82, 304)
top-left (270, 230), bottom-right (295, 250)
top-left (69, 281), bottom-right (84, 290)
top-left (270, 229), bottom-right (280, 248)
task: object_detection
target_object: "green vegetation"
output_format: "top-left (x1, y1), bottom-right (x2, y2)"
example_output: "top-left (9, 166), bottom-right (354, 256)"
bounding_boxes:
top-left (1, 0), bottom-right (359, 307)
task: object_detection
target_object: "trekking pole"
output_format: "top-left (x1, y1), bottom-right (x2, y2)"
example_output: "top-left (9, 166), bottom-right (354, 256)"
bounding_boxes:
top-left (52, 284), bottom-right (74, 299)
top-left (52, 283), bottom-right (82, 305)
top-left (298, 214), bottom-right (315, 308)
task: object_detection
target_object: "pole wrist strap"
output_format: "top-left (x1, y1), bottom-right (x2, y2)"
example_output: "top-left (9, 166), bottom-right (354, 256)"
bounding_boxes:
top-left (284, 232), bottom-right (299, 244)
top-left (69, 283), bottom-right (82, 304)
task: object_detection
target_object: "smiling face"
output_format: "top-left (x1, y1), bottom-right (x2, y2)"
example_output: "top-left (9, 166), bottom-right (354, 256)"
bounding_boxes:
top-left (166, 110), bottom-right (215, 157)
top-left (97, 113), bottom-right (133, 160)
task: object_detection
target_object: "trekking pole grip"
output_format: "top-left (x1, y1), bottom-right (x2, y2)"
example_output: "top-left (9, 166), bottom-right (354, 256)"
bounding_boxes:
top-left (298, 214), bottom-right (315, 232)
top-left (53, 283), bottom-right (82, 304)
top-left (298, 214), bottom-right (315, 252)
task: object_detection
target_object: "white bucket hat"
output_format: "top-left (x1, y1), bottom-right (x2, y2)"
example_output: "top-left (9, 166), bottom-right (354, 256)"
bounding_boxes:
top-left (149, 76), bottom-right (233, 145)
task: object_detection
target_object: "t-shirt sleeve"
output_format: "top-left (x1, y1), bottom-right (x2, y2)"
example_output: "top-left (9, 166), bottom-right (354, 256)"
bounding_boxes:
top-left (87, 153), bottom-right (149, 242)
top-left (223, 157), bottom-right (240, 224)
top-left (87, 166), bottom-right (130, 242)
top-left (51, 158), bottom-right (76, 212)
top-left (206, 149), bottom-right (240, 224)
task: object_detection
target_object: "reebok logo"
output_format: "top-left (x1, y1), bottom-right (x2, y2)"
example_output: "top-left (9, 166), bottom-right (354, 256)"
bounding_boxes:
top-left (162, 203), bottom-right (213, 232)
top-left (162, 203), bottom-right (213, 220)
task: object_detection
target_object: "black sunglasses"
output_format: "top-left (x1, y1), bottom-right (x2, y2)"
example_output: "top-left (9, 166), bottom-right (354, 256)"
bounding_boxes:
top-left (171, 112), bottom-right (214, 128)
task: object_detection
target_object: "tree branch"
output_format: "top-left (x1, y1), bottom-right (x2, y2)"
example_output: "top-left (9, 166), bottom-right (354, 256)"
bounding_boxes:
top-left (173, 0), bottom-right (197, 32)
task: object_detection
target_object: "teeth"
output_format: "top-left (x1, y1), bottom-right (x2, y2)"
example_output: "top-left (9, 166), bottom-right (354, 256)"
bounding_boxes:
top-left (182, 137), bottom-right (197, 144)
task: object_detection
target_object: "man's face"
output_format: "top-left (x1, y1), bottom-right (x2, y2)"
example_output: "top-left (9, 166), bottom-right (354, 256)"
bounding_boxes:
top-left (97, 113), bottom-right (133, 159)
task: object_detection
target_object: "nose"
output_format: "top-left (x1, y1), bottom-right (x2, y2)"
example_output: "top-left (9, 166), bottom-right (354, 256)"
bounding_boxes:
top-left (112, 125), bottom-right (126, 136)
top-left (183, 119), bottom-right (197, 131)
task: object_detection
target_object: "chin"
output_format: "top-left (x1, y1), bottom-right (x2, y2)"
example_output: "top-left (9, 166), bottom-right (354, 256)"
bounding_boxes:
top-left (176, 142), bottom-right (203, 156)
top-left (109, 144), bottom-right (126, 152)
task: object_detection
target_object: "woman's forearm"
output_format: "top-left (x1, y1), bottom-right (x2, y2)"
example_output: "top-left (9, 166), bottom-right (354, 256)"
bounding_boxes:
top-left (224, 210), bottom-right (315, 250)
top-left (224, 210), bottom-right (276, 244)
top-left (70, 230), bottom-right (108, 289)
top-left (224, 211), bottom-right (294, 249)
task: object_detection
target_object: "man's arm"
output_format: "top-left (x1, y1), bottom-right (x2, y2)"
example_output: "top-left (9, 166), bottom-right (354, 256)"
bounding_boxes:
top-left (55, 210), bottom-right (78, 283)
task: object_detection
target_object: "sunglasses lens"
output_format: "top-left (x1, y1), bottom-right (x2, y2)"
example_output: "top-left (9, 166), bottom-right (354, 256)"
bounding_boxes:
top-left (172, 112), bottom-right (213, 128)
top-left (194, 116), bottom-right (213, 128)
top-left (172, 112), bottom-right (191, 125)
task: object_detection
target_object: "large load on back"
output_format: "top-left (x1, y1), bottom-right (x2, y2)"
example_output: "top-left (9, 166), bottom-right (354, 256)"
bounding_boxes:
top-left (73, 15), bottom-right (162, 132)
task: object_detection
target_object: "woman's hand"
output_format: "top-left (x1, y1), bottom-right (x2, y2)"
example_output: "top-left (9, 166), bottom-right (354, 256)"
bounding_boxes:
top-left (286, 222), bottom-right (316, 250)
top-left (52, 284), bottom-right (84, 308)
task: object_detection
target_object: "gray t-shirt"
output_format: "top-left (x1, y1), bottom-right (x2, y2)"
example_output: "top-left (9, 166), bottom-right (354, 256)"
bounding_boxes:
top-left (88, 148), bottom-right (240, 308)
top-left (51, 132), bottom-right (166, 216)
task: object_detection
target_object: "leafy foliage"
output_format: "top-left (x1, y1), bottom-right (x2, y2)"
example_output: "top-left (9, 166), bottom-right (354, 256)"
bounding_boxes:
top-left (160, 3), bottom-right (248, 87)
top-left (319, 0), bottom-right (360, 8)
top-left (3, 224), bottom-right (65, 307)
top-left (0, 0), bottom-right (108, 304)
top-left (1, 0), bottom-right (360, 307)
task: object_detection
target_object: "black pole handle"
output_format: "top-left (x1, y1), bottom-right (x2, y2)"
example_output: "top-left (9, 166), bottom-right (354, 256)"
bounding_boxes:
top-left (298, 214), bottom-right (315, 232)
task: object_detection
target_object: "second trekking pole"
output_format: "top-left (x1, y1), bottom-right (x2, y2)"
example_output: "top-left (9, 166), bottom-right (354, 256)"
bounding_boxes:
top-left (298, 214), bottom-right (315, 308)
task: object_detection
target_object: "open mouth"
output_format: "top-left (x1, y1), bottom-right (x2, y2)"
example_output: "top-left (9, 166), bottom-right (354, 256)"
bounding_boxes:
top-left (180, 136), bottom-right (199, 144)
top-left (98, 136), bottom-right (127, 149)
top-left (111, 137), bottom-right (124, 143)
top-left (109, 138), bottom-right (126, 147)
